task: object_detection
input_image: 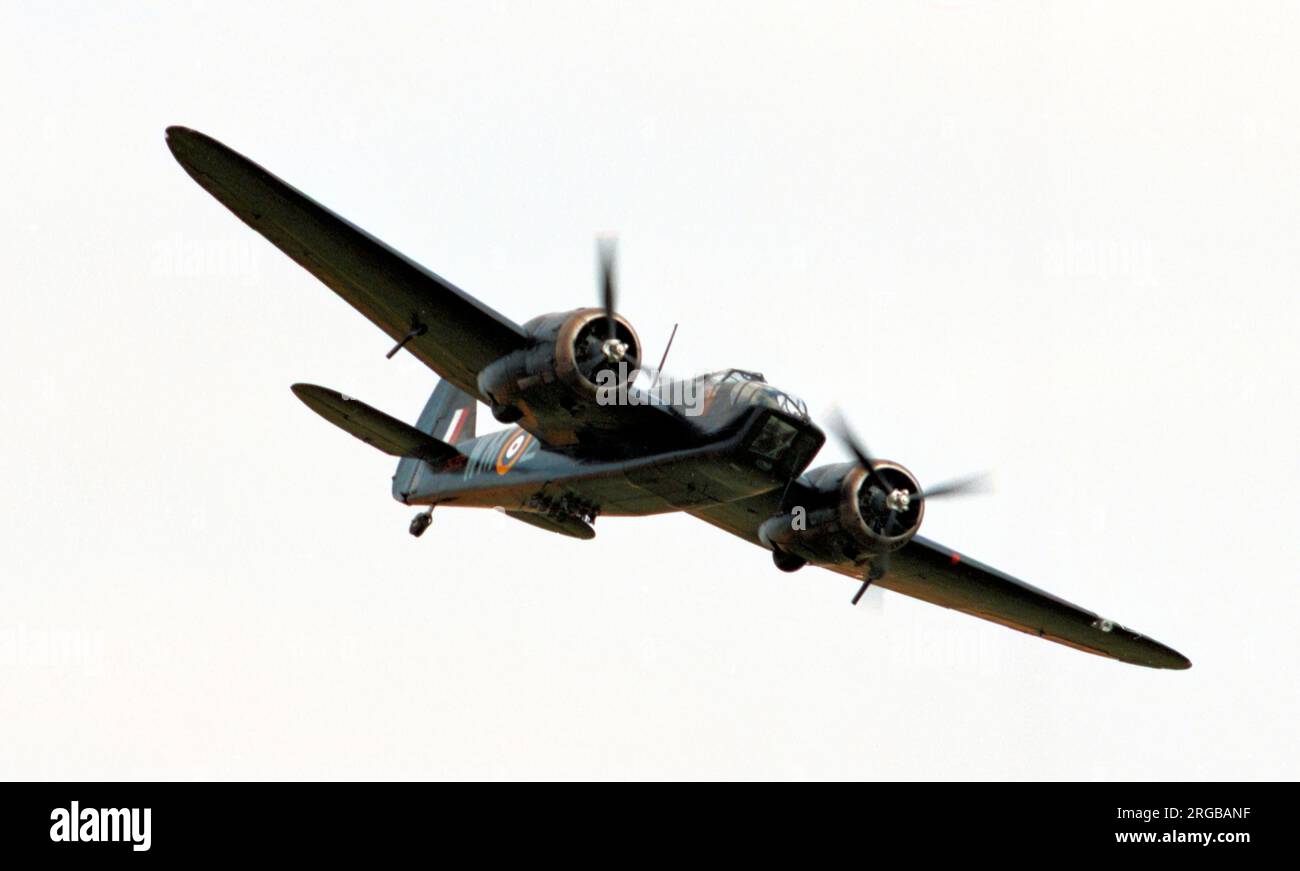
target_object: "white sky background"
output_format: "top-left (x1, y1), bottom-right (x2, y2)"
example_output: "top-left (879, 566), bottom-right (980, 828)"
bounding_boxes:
top-left (2, 2), bottom-right (1297, 780)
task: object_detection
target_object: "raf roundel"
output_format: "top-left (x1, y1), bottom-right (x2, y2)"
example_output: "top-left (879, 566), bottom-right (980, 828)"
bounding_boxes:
top-left (495, 430), bottom-right (532, 475)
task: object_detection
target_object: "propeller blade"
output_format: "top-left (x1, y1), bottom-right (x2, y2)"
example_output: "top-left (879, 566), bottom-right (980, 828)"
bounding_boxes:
top-left (597, 236), bottom-right (618, 341)
top-left (828, 410), bottom-right (895, 495)
top-left (912, 473), bottom-right (991, 502)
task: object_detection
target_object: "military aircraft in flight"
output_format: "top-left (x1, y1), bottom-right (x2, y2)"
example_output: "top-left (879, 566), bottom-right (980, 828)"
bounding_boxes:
top-left (165, 126), bottom-right (1190, 670)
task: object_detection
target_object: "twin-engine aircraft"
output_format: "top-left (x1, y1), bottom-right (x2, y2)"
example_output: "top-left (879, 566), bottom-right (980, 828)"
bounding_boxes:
top-left (166, 126), bottom-right (1190, 669)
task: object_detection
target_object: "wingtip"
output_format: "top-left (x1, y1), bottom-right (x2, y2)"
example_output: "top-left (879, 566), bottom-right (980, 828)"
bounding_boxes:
top-left (165, 125), bottom-right (196, 147)
top-left (165, 125), bottom-right (200, 164)
top-left (1154, 636), bottom-right (1193, 670)
top-left (164, 125), bottom-right (224, 170)
top-left (1143, 641), bottom-right (1192, 670)
top-left (290, 382), bottom-right (331, 401)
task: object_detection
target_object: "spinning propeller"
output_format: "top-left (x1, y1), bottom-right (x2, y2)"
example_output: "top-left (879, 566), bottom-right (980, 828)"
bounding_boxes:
top-left (568, 236), bottom-right (640, 384)
top-left (583, 236), bottom-right (677, 386)
top-left (596, 237), bottom-right (629, 364)
top-left (828, 411), bottom-right (988, 604)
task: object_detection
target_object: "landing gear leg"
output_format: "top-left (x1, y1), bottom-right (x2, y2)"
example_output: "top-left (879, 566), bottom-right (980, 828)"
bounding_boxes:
top-left (409, 508), bottom-right (432, 538)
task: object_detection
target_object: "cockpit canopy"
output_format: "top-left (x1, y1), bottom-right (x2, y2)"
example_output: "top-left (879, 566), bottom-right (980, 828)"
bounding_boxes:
top-left (697, 368), bottom-right (810, 421)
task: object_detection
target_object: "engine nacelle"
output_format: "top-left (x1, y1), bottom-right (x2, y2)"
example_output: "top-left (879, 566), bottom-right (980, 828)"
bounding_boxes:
top-left (758, 460), bottom-right (924, 567)
top-left (552, 308), bottom-right (641, 399)
top-left (476, 308), bottom-right (641, 425)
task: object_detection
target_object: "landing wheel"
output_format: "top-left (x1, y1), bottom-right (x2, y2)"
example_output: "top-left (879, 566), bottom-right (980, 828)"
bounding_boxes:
top-left (491, 403), bottom-right (523, 424)
top-left (409, 510), bottom-right (432, 538)
top-left (772, 548), bottom-right (807, 573)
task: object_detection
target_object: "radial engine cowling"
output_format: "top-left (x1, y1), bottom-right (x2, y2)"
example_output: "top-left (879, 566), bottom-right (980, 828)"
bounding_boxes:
top-left (758, 460), bottom-right (925, 567)
top-left (552, 308), bottom-right (641, 399)
top-left (476, 308), bottom-right (641, 423)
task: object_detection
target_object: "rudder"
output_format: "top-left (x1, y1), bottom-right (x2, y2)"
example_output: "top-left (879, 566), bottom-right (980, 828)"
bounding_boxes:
top-left (392, 380), bottom-right (477, 503)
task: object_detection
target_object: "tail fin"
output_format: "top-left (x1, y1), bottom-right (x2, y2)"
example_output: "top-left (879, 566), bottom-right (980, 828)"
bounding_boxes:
top-left (392, 380), bottom-right (477, 503)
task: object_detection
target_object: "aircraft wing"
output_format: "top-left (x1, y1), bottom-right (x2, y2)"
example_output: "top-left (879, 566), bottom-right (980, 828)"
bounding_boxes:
top-left (690, 495), bottom-right (1190, 669)
top-left (871, 535), bottom-right (1190, 669)
top-left (165, 127), bottom-right (528, 400)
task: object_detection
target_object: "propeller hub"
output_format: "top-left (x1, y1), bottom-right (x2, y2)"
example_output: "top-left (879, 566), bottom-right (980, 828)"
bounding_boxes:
top-left (885, 488), bottom-right (911, 512)
top-left (601, 337), bottom-right (629, 363)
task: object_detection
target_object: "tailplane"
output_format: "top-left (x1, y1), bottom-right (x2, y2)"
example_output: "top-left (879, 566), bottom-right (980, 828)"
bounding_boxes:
top-left (292, 384), bottom-right (459, 463)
